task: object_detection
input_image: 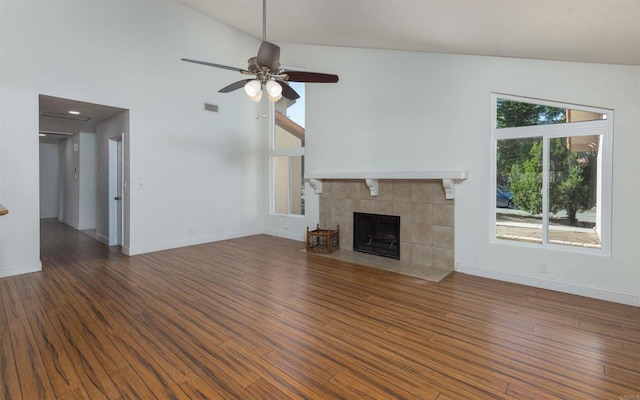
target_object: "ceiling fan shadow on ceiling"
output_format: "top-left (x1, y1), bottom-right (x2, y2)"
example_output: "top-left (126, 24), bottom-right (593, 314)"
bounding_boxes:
top-left (181, 0), bottom-right (338, 103)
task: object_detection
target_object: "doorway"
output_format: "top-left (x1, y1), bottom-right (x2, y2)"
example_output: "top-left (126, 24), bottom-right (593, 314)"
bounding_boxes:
top-left (39, 94), bottom-right (129, 252)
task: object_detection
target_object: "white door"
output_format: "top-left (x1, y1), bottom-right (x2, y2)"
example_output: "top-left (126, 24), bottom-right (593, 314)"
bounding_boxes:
top-left (116, 139), bottom-right (123, 246)
top-left (108, 137), bottom-right (123, 246)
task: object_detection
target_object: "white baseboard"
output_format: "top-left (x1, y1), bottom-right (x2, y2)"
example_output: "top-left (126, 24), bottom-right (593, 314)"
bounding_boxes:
top-left (95, 232), bottom-right (110, 245)
top-left (61, 218), bottom-right (96, 232)
top-left (263, 228), bottom-right (305, 242)
top-left (456, 262), bottom-right (640, 307)
top-left (125, 229), bottom-right (263, 256)
top-left (0, 261), bottom-right (42, 278)
top-left (61, 218), bottom-right (80, 230)
top-left (77, 223), bottom-right (96, 231)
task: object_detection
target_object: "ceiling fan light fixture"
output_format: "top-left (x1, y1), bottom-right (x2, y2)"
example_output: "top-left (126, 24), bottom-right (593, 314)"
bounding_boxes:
top-left (244, 79), bottom-right (262, 97)
top-left (265, 80), bottom-right (282, 102)
top-left (266, 80), bottom-right (282, 96)
top-left (180, 0), bottom-right (337, 103)
top-left (266, 92), bottom-right (282, 102)
top-left (249, 91), bottom-right (263, 102)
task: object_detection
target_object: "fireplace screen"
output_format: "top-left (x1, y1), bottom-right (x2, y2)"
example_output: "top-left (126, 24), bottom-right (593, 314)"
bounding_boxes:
top-left (353, 212), bottom-right (400, 259)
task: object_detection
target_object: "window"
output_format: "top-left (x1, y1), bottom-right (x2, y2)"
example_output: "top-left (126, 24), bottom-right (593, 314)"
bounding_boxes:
top-left (271, 82), bottom-right (305, 215)
top-left (492, 94), bottom-right (612, 253)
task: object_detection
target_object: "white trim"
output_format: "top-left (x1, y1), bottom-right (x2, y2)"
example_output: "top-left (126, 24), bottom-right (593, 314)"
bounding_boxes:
top-left (442, 178), bottom-right (456, 200)
top-left (305, 171), bottom-right (468, 180)
top-left (305, 172), bottom-right (468, 199)
top-left (0, 261), bottom-right (42, 278)
top-left (365, 178), bottom-right (379, 196)
top-left (495, 121), bottom-right (612, 139)
top-left (95, 232), bottom-right (110, 245)
top-left (492, 93), bottom-right (614, 116)
top-left (124, 229), bottom-right (262, 256)
top-left (58, 218), bottom-right (96, 231)
top-left (456, 262), bottom-right (640, 307)
top-left (272, 147), bottom-right (304, 157)
top-left (542, 136), bottom-right (549, 245)
top-left (263, 228), bottom-right (305, 242)
top-left (61, 217), bottom-right (80, 230)
top-left (491, 93), bottom-right (612, 256)
top-left (489, 236), bottom-right (610, 256)
top-left (309, 178), bottom-right (322, 194)
top-left (269, 81), bottom-right (306, 217)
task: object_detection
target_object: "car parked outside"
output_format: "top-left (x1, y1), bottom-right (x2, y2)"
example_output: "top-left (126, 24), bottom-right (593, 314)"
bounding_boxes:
top-left (496, 185), bottom-right (515, 208)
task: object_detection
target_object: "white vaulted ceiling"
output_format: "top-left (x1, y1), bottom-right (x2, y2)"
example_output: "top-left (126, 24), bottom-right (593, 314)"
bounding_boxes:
top-left (177, 0), bottom-right (640, 66)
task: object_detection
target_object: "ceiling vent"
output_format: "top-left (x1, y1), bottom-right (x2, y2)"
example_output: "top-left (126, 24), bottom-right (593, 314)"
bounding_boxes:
top-left (204, 102), bottom-right (218, 112)
top-left (40, 111), bottom-right (92, 122)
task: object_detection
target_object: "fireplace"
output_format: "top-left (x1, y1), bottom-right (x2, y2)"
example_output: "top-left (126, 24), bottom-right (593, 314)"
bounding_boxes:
top-left (353, 212), bottom-right (400, 259)
top-left (318, 180), bottom-right (456, 269)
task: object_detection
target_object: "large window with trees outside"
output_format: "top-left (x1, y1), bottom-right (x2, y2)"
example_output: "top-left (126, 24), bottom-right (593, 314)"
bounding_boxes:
top-left (271, 82), bottom-right (305, 215)
top-left (492, 94), bottom-right (612, 253)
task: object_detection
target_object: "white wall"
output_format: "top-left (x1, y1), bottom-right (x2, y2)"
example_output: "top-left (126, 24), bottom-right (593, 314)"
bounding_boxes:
top-left (0, 0), bottom-right (262, 277)
top-left (59, 135), bottom-right (80, 228)
top-left (280, 43), bottom-right (640, 306)
top-left (78, 133), bottom-right (97, 230)
top-left (39, 143), bottom-right (60, 219)
top-left (58, 133), bottom-right (96, 230)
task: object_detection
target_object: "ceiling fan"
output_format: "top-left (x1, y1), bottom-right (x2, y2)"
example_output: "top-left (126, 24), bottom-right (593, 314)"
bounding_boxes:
top-left (181, 0), bottom-right (339, 103)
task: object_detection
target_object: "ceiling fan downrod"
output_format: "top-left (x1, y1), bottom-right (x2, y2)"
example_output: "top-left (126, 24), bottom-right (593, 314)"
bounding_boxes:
top-left (262, 0), bottom-right (267, 42)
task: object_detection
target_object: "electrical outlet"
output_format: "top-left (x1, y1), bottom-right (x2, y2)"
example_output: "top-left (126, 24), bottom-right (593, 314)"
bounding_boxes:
top-left (539, 262), bottom-right (549, 273)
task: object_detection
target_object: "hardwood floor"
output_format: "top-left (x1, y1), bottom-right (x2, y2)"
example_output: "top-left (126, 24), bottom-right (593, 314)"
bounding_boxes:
top-left (1, 219), bottom-right (639, 399)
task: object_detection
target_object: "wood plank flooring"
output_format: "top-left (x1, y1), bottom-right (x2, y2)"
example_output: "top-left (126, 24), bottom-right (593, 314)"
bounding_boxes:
top-left (1, 218), bottom-right (639, 399)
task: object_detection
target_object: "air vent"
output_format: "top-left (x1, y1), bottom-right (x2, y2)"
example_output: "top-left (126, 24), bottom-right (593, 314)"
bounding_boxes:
top-left (204, 103), bottom-right (218, 113)
top-left (40, 111), bottom-right (92, 122)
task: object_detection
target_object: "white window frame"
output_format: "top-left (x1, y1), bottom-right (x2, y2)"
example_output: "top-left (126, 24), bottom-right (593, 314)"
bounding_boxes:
top-left (269, 85), bottom-right (305, 217)
top-left (491, 93), bottom-right (613, 256)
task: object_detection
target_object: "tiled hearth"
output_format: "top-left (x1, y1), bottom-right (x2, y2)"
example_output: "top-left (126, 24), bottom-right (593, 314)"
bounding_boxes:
top-left (318, 179), bottom-right (455, 272)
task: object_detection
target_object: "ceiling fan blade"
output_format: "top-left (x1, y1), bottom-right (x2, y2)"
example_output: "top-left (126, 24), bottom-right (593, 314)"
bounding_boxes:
top-left (282, 70), bottom-right (339, 83)
top-left (279, 81), bottom-right (300, 100)
top-left (219, 79), bottom-right (251, 93)
top-left (256, 41), bottom-right (281, 72)
top-left (181, 58), bottom-right (250, 74)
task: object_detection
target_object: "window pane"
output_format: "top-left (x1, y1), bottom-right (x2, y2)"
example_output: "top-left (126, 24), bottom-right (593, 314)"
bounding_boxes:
top-left (497, 99), bottom-right (606, 129)
top-left (274, 114), bottom-right (303, 150)
top-left (275, 82), bottom-right (305, 150)
top-left (274, 155), bottom-right (304, 215)
top-left (496, 137), bottom-right (543, 244)
top-left (547, 136), bottom-right (601, 248)
top-left (566, 110), bottom-right (608, 123)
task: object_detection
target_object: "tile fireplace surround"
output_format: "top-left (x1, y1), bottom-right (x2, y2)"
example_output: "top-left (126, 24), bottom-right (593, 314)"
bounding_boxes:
top-left (318, 179), bottom-right (455, 270)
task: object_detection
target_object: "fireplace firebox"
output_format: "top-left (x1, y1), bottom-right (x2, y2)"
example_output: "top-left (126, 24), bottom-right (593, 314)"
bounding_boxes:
top-left (353, 212), bottom-right (400, 259)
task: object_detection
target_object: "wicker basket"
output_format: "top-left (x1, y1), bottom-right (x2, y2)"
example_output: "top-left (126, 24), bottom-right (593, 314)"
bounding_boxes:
top-left (306, 224), bottom-right (340, 254)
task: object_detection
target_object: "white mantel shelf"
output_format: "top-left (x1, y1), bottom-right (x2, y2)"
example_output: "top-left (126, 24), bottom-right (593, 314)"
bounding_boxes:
top-left (305, 171), bottom-right (468, 199)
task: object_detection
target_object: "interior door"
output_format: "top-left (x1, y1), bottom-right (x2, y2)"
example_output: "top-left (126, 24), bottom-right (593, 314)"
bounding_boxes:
top-left (116, 139), bottom-right (123, 246)
top-left (108, 137), bottom-right (123, 246)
